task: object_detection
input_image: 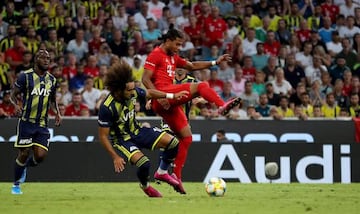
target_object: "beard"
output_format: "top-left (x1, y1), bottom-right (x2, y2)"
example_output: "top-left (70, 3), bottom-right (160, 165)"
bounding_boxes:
top-left (38, 64), bottom-right (49, 72)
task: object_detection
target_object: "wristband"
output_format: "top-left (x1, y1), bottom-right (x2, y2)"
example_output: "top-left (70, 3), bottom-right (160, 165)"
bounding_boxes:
top-left (166, 93), bottom-right (174, 99)
top-left (211, 60), bottom-right (217, 66)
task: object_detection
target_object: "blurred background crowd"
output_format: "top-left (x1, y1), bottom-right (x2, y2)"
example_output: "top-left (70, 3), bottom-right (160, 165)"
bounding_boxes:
top-left (0, 0), bottom-right (360, 120)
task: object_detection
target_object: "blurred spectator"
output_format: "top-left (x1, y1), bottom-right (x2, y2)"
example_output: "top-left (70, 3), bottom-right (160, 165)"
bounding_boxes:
top-left (270, 67), bottom-right (293, 97)
top-left (23, 26), bottom-right (39, 54)
top-left (91, 7), bottom-right (106, 27)
top-left (17, 15), bottom-right (30, 38)
top-left (0, 24), bottom-right (16, 53)
top-left (131, 55), bottom-right (144, 84)
top-left (263, 30), bottom-right (281, 56)
top-left (217, 61), bottom-right (234, 82)
top-left (321, 0), bottom-right (340, 24)
top-left (168, 0), bottom-right (183, 17)
top-left (255, 93), bottom-right (272, 117)
top-left (247, 104), bottom-right (262, 120)
top-left (46, 28), bottom-right (64, 58)
top-left (284, 53), bottom-right (306, 89)
top-left (304, 54), bottom-right (327, 87)
top-left (294, 105), bottom-right (308, 120)
top-left (252, 42), bottom-right (269, 70)
top-left (0, 90), bottom-right (15, 117)
top-left (276, 96), bottom-right (295, 118)
top-left (230, 64), bottom-right (246, 96)
top-left (0, 15), bottom-right (8, 41)
top-left (342, 70), bottom-right (353, 96)
top-left (242, 56), bottom-right (256, 82)
top-left (340, 0), bottom-right (356, 18)
top-left (84, 55), bottom-right (99, 78)
top-left (296, 42), bottom-right (313, 69)
top-left (321, 92), bottom-right (341, 118)
top-left (134, 1), bottom-right (157, 31)
top-left (320, 72), bottom-right (334, 95)
top-left (176, 6), bottom-right (191, 29)
top-left (50, 4), bottom-right (66, 31)
top-left (353, 33), bottom-right (360, 54)
top-left (266, 82), bottom-right (280, 106)
top-left (14, 51), bottom-right (32, 76)
top-left (329, 56), bottom-right (351, 85)
top-left (275, 19), bottom-right (292, 45)
top-left (255, 16), bottom-right (270, 42)
top-left (57, 80), bottom-right (72, 106)
top-left (309, 31), bottom-right (327, 54)
top-left (289, 82), bottom-right (307, 109)
top-left (202, 6), bottom-right (227, 58)
top-left (355, 7), bottom-right (360, 27)
top-left (262, 56), bottom-right (279, 82)
top-left (0, 53), bottom-right (11, 91)
top-left (62, 53), bottom-right (77, 81)
top-left (148, 0), bottom-right (165, 20)
top-left (313, 45), bottom-right (332, 68)
top-left (309, 80), bottom-right (326, 106)
top-left (312, 105), bottom-right (324, 118)
top-left (284, 2), bottom-right (303, 33)
top-left (158, 6), bottom-right (172, 33)
top-left (2, 1), bottom-right (20, 26)
top-left (336, 37), bottom-right (358, 69)
top-left (66, 28), bottom-right (89, 63)
top-left (327, 31), bottom-right (343, 57)
top-left (300, 92), bottom-right (314, 117)
top-left (81, 76), bottom-right (101, 115)
top-left (109, 29), bottom-right (129, 58)
top-left (277, 45), bottom-right (288, 68)
top-left (83, 0), bottom-right (102, 20)
top-left (179, 34), bottom-right (196, 61)
top-left (112, 4), bottom-right (128, 30)
top-left (239, 81), bottom-right (259, 110)
top-left (83, 18), bottom-right (94, 42)
top-left (225, 34), bottom-right (243, 65)
top-left (94, 64), bottom-right (107, 91)
top-left (333, 79), bottom-right (349, 108)
top-left (207, 69), bottom-right (224, 95)
top-left (243, 28), bottom-right (260, 57)
top-left (64, 92), bottom-right (90, 117)
top-left (36, 14), bottom-right (51, 41)
top-left (72, 5), bottom-right (87, 29)
top-left (307, 5), bottom-right (322, 31)
top-left (215, 129), bottom-right (233, 142)
top-left (266, 4), bottom-right (281, 32)
top-left (348, 93), bottom-right (360, 117)
top-left (288, 33), bottom-right (302, 54)
top-left (102, 18), bottom-right (115, 44)
top-left (65, 0), bottom-right (83, 19)
top-left (252, 70), bottom-right (266, 96)
top-left (5, 36), bottom-right (25, 71)
top-left (220, 81), bottom-right (236, 102)
top-left (69, 63), bottom-right (87, 92)
top-left (58, 16), bottom-right (76, 44)
top-left (318, 16), bottom-right (335, 43)
top-left (142, 18), bottom-right (161, 43)
top-left (339, 16), bottom-right (360, 42)
top-left (96, 43), bottom-right (112, 67)
top-left (88, 27), bottom-right (106, 55)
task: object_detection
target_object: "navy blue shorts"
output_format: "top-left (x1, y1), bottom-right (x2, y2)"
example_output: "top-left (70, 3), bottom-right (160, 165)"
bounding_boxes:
top-left (14, 120), bottom-right (50, 151)
top-left (113, 127), bottom-right (166, 161)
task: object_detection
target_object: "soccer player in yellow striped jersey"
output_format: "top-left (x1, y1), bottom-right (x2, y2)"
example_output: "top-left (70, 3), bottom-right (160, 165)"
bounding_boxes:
top-left (277, 96), bottom-right (295, 118)
top-left (321, 92), bottom-right (340, 118)
top-left (98, 60), bottom-right (188, 197)
top-left (83, 0), bottom-right (102, 20)
top-left (10, 49), bottom-right (62, 195)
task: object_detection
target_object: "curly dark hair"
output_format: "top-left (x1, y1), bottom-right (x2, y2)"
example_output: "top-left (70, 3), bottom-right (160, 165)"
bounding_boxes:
top-left (159, 23), bottom-right (183, 42)
top-left (105, 60), bottom-right (134, 94)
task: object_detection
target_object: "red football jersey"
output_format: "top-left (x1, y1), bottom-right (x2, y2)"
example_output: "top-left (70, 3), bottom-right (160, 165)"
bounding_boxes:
top-left (144, 47), bottom-right (187, 89)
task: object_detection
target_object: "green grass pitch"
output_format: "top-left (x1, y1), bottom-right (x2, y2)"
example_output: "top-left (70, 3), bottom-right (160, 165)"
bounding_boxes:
top-left (1, 182), bottom-right (359, 214)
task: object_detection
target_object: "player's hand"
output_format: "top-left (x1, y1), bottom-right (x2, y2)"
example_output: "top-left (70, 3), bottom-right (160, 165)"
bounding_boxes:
top-left (113, 156), bottom-right (126, 173)
top-left (14, 105), bottom-right (22, 117)
top-left (157, 98), bottom-right (170, 110)
top-left (174, 91), bottom-right (189, 100)
top-left (145, 99), bottom-right (152, 110)
top-left (216, 54), bottom-right (232, 64)
top-left (55, 113), bottom-right (62, 127)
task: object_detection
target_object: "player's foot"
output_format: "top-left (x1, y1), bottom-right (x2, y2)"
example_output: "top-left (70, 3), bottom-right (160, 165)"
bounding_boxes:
top-left (19, 168), bottom-right (27, 184)
top-left (140, 184), bottom-right (162, 197)
top-left (11, 185), bottom-right (23, 195)
top-left (218, 97), bottom-right (242, 116)
top-left (171, 173), bottom-right (186, 194)
top-left (154, 171), bottom-right (179, 187)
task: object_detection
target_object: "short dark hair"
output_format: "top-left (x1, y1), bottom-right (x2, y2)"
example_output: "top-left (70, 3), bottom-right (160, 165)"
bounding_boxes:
top-left (160, 24), bottom-right (183, 42)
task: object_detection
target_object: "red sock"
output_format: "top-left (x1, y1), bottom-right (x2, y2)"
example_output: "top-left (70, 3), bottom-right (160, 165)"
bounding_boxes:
top-left (197, 82), bottom-right (225, 107)
top-left (173, 136), bottom-right (192, 180)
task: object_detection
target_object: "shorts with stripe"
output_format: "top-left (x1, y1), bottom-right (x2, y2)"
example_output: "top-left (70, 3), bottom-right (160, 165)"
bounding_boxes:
top-left (14, 120), bottom-right (50, 151)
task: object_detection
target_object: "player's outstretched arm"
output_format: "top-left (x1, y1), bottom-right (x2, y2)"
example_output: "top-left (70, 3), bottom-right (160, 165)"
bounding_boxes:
top-left (184, 54), bottom-right (232, 71)
top-left (146, 89), bottom-right (189, 100)
top-left (98, 127), bottom-right (126, 173)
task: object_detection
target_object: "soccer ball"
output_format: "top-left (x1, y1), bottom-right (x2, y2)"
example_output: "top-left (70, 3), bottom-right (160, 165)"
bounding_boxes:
top-left (205, 177), bottom-right (226, 197)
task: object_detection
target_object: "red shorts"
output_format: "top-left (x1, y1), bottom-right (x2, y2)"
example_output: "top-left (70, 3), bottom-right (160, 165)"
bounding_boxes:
top-left (152, 83), bottom-right (193, 132)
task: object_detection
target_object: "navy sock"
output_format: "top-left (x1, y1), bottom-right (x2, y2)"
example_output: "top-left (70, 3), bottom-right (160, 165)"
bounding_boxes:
top-left (136, 156), bottom-right (151, 187)
top-left (14, 159), bottom-right (26, 185)
top-left (159, 137), bottom-right (179, 171)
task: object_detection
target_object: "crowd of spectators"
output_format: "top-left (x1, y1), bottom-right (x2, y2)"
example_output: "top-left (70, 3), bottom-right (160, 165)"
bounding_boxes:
top-left (0, 0), bottom-right (360, 120)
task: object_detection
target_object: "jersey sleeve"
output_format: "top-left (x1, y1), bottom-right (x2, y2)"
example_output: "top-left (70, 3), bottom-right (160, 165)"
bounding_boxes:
top-left (14, 73), bottom-right (26, 91)
top-left (175, 54), bottom-right (187, 68)
top-left (98, 104), bottom-right (113, 128)
top-left (135, 87), bottom-right (146, 99)
top-left (144, 51), bottom-right (159, 72)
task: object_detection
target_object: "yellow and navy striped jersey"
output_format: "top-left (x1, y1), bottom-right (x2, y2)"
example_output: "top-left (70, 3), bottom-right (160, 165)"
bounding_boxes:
top-left (98, 87), bottom-right (145, 142)
top-left (93, 77), bottom-right (105, 90)
top-left (0, 37), bottom-right (14, 52)
top-left (29, 12), bottom-right (42, 30)
top-left (321, 105), bottom-right (340, 118)
top-left (50, 16), bottom-right (65, 30)
top-left (83, 1), bottom-right (102, 19)
top-left (23, 38), bottom-right (40, 54)
top-left (45, 40), bottom-right (64, 57)
top-left (15, 69), bottom-right (57, 127)
top-left (0, 63), bottom-right (11, 90)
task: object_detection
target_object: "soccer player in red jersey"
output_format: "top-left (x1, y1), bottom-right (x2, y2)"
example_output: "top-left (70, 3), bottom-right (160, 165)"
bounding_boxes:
top-left (142, 26), bottom-right (241, 194)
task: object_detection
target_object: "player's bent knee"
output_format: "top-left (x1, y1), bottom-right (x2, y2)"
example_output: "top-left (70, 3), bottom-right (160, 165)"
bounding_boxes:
top-left (166, 137), bottom-right (179, 150)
